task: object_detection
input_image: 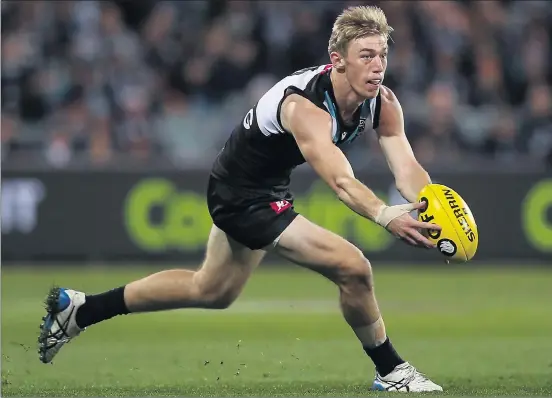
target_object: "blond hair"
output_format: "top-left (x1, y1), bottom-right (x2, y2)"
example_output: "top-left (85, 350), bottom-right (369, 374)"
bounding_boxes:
top-left (328, 5), bottom-right (393, 56)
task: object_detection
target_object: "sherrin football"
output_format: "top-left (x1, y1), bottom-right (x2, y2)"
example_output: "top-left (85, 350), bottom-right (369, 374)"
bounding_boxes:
top-left (417, 184), bottom-right (479, 262)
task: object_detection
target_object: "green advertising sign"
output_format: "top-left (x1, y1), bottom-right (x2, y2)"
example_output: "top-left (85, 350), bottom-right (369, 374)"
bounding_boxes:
top-left (522, 179), bottom-right (552, 253)
top-left (124, 178), bottom-right (393, 253)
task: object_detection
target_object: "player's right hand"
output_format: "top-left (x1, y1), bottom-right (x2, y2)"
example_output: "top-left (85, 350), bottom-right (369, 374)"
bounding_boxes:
top-left (376, 202), bottom-right (441, 249)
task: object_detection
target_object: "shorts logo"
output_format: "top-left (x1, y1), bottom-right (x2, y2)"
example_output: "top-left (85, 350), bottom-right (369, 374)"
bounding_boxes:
top-left (270, 200), bottom-right (292, 214)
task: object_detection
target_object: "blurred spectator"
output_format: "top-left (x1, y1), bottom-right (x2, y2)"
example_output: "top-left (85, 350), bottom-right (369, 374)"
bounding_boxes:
top-left (1, 0), bottom-right (550, 170)
top-left (520, 83), bottom-right (552, 168)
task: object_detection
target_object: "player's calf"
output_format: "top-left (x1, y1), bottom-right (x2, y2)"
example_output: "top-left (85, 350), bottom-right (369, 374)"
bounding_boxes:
top-left (120, 266), bottom-right (244, 313)
top-left (37, 226), bottom-right (264, 364)
top-left (73, 265), bottom-right (245, 331)
top-left (332, 249), bottom-right (379, 328)
top-left (274, 216), bottom-right (407, 377)
top-left (329, 249), bottom-right (405, 376)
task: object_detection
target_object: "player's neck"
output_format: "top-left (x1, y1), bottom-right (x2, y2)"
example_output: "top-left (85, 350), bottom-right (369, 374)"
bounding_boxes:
top-left (330, 68), bottom-right (364, 120)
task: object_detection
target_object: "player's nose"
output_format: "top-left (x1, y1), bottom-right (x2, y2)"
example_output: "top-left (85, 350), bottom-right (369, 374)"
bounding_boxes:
top-left (371, 56), bottom-right (384, 72)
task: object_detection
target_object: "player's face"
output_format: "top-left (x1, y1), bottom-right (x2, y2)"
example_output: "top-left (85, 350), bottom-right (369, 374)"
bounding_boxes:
top-left (342, 35), bottom-right (388, 99)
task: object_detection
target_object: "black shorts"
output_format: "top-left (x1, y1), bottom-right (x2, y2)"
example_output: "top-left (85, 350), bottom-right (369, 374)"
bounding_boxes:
top-left (207, 176), bottom-right (299, 250)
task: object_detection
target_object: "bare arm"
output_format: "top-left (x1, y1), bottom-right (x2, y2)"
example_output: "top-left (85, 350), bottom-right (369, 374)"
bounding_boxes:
top-left (280, 93), bottom-right (385, 222)
top-left (280, 93), bottom-right (439, 248)
top-left (376, 86), bottom-right (431, 203)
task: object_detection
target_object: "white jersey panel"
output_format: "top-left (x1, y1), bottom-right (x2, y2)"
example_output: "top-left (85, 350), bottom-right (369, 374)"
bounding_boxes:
top-left (255, 65), bottom-right (328, 136)
top-left (322, 95), bottom-right (339, 142)
top-left (369, 95), bottom-right (377, 126)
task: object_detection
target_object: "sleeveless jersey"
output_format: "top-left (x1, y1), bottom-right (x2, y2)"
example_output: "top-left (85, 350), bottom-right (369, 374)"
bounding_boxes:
top-left (210, 64), bottom-right (382, 194)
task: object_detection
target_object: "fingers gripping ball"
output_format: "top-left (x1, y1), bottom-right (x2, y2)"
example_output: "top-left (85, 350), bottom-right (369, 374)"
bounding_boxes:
top-left (417, 184), bottom-right (479, 262)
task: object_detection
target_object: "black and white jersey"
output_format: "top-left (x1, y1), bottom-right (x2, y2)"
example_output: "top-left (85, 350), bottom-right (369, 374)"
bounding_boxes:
top-left (210, 64), bottom-right (381, 195)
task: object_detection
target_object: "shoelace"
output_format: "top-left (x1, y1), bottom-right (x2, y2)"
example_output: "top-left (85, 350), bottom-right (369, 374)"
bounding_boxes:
top-left (377, 367), bottom-right (416, 390)
top-left (415, 371), bottom-right (429, 382)
top-left (405, 366), bottom-right (431, 383)
top-left (41, 307), bottom-right (75, 349)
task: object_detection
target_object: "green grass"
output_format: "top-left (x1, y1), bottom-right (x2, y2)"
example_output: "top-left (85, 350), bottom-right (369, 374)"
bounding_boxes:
top-left (2, 264), bottom-right (552, 397)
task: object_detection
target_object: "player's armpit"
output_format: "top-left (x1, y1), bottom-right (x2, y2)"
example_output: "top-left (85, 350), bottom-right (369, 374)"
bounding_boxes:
top-left (280, 94), bottom-right (386, 222)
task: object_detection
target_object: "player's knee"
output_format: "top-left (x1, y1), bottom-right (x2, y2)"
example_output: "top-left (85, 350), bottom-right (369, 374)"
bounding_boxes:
top-left (194, 271), bottom-right (241, 310)
top-left (196, 282), bottom-right (239, 309)
top-left (196, 287), bottom-right (238, 309)
top-left (204, 293), bottom-right (236, 309)
top-left (336, 249), bottom-right (374, 292)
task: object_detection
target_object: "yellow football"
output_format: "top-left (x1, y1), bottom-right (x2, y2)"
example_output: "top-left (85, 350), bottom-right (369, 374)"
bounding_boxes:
top-left (417, 184), bottom-right (479, 262)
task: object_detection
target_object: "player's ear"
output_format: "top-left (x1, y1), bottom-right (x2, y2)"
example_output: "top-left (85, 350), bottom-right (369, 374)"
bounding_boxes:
top-left (330, 51), bottom-right (346, 73)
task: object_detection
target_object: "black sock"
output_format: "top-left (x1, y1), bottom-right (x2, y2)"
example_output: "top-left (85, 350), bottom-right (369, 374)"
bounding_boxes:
top-left (364, 337), bottom-right (405, 376)
top-left (75, 286), bottom-right (130, 329)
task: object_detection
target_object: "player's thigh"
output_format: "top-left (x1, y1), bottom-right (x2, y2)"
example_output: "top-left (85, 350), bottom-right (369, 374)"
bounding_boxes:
top-left (273, 215), bottom-right (369, 283)
top-left (194, 224), bottom-right (266, 297)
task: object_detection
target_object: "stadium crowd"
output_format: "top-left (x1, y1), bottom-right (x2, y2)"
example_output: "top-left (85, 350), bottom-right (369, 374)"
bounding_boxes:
top-left (2, 0), bottom-right (551, 170)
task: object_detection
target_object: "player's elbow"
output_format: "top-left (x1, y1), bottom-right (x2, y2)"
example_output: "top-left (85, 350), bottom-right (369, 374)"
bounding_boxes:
top-left (395, 180), bottom-right (414, 201)
top-left (395, 164), bottom-right (430, 197)
top-left (334, 175), bottom-right (356, 201)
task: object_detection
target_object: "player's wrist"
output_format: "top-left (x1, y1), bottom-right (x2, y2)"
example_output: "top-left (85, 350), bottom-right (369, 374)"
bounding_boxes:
top-left (374, 204), bottom-right (390, 227)
top-left (374, 203), bottom-right (414, 228)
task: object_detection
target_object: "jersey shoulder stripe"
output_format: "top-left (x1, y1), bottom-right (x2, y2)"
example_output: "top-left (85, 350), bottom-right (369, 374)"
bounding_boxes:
top-left (255, 65), bottom-right (328, 137)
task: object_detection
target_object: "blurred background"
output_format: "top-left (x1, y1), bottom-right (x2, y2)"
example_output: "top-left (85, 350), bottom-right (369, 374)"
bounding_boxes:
top-left (3, 3), bottom-right (551, 394)
top-left (3, 0), bottom-right (552, 170)
top-left (2, 0), bottom-right (551, 264)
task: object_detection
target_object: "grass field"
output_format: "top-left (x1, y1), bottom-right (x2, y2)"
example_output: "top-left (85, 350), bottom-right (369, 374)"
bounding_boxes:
top-left (2, 263), bottom-right (552, 397)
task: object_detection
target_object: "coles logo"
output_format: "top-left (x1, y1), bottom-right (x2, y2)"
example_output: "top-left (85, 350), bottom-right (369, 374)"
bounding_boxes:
top-left (270, 200), bottom-right (292, 214)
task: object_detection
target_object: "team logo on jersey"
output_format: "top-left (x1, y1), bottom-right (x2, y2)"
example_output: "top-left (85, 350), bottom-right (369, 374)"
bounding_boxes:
top-left (339, 116), bottom-right (368, 143)
top-left (270, 200), bottom-right (292, 214)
